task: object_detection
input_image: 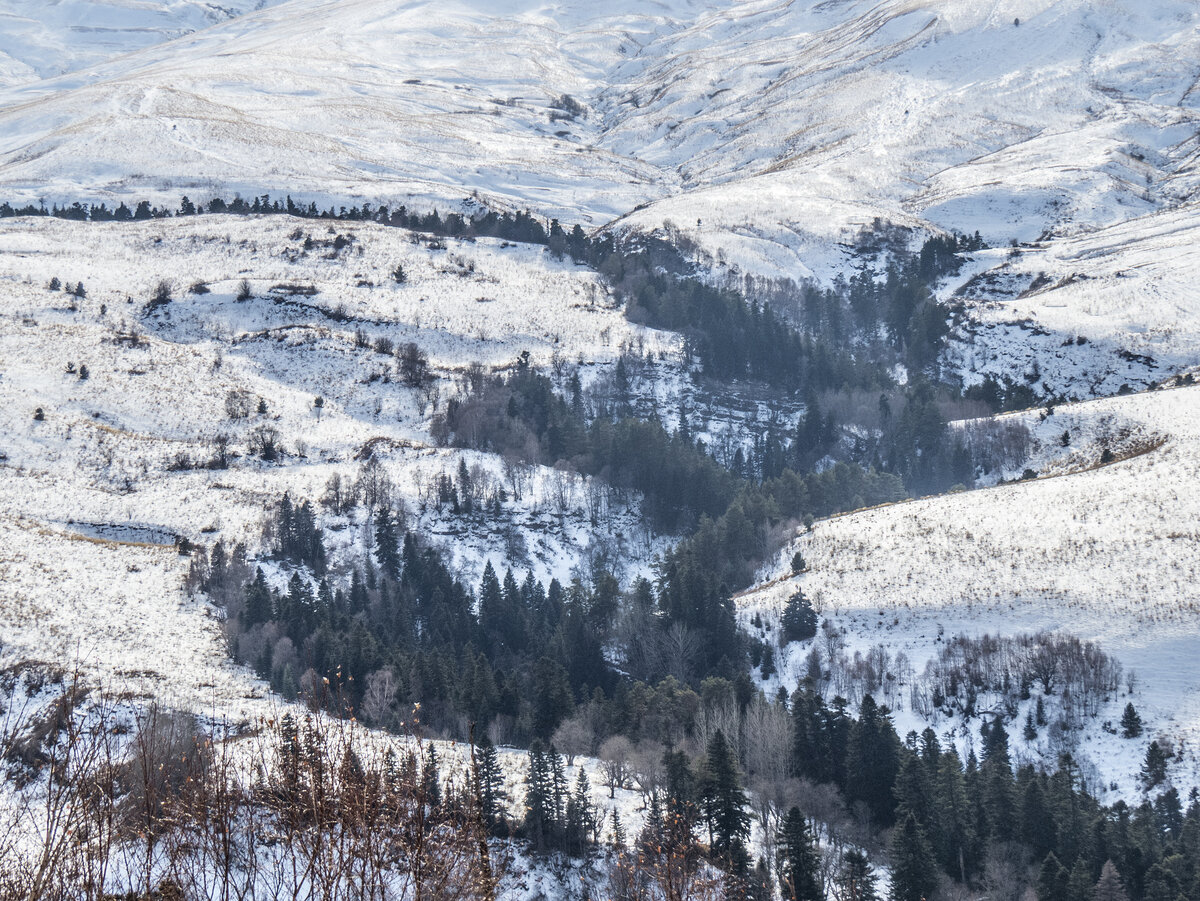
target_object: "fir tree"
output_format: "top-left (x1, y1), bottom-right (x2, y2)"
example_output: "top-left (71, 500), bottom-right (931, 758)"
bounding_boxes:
top-left (777, 807), bottom-right (822, 901)
top-left (1037, 852), bottom-right (1070, 901)
top-left (1020, 776), bottom-right (1056, 862)
top-left (1141, 862), bottom-right (1181, 901)
top-left (1141, 741), bottom-right (1168, 788)
top-left (781, 588), bottom-right (818, 643)
top-left (932, 749), bottom-right (976, 882)
top-left (1120, 703), bottom-right (1142, 738)
top-left (479, 561), bottom-right (504, 657)
top-left (548, 744), bottom-right (568, 832)
top-left (565, 768), bottom-right (596, 854)
top-left (1092, 861), bottom-right (1130, 901)
top-left (374, 508), bottom-right (400, 578)
top-left (662, 749), bottom-right (698, 851)
top-left (610, 809), bottom-right (626, 849)
top-left (530, 656), bottom-right (573, 739)
top-left (243, 567), bottom-right (273, 625)
top-left (980, 718), bottom-right (1016, 841)
top-left (699, 729), bottom-right (751, 859)
top-left (640, 791), bottom-right (665, 855)
top-left (1066, 858), bottom-right (1093, 901)
top-left (422, 743), bottom-right (441, 808)
top-left (893, 754), bottom-right (935, 835)
top-left (524, 740), bottom-right (552, 850)
top-left (888, 814), bottom-right (937, 901)
top-left (847, 695), bottom-right (901, 825)
top-left (750, 856), bottom-right (774, 901)
top-left (839, 849), bottom-right (878, 901)
top-left (475, 734), bottom-right (505, 826)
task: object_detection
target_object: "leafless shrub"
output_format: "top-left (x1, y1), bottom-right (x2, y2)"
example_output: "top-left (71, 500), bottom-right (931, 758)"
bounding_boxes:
top-left (0, 685), bottom-right (500, 901)
top-left (145, 280), bottom-right (173, 313)
top-left (224, 388), bottom-right (254, 420)
top-left (249, 424), bottom-right (282, 461)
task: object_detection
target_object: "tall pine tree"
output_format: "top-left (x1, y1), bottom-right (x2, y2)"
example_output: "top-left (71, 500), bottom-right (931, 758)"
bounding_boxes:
top-left (889, 814), bottom-right (937, 901)
top-left (777, 807), bottom-right (822, 901)
top-left (699, 730), bottom-right (751, 860)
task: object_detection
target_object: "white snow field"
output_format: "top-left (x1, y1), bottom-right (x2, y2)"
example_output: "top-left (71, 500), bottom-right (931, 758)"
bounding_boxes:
top-left (943, 201), bottom-right (1200, 397)
top-left (0, 214), bottom-right (678, 714)
top-left (738, 381), bottom-right (1200, 798)
top-left (1, 0), bottom-right (1197, 275)
top-left (2, 0), bottom-right (1197, 404)
top-left (0, 1), bottom-right (283, 88)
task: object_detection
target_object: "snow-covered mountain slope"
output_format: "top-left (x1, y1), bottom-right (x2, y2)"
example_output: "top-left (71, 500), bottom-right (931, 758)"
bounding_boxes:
top-left (0, 0), bottom-right (697, 222)
top-left (613, 0), bottom-right (1200, 279)
top-left (0, 1), bottom-right (282, 89)
top-left (0, 214), bottom-right (678, 710)
top-left (1, 0), bottom-right (1197, 281)
top-left (738, 381), bottom-right (1200, 797)
top-left (945, 202), bottom-right (1200, 396)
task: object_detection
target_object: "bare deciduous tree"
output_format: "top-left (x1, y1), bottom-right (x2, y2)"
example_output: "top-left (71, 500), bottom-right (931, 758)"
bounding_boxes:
top-left (598, 735), bottom-right (634, 799)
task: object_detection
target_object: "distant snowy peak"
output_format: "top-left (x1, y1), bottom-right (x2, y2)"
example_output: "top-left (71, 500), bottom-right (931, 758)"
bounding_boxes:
top-left (0, 1), bottom-right (280, 88)
top-left (611, 0), bottom-right (1200, 262)
top-left (0, 0), bottom-right (1197, 283)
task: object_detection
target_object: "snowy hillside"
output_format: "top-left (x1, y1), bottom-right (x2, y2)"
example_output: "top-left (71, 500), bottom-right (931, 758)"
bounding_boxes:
top-left (738, 381), bottom-right (1200, 797)
top-left (2, 1), bottom-right (1200, 895)
top-left (944, 202), bottom-right (1200, 397)
top-left (1, 0), bottom-right (1198, 280)
top-left (0, 214), bottom-right (680, 712)
top-left (0, 1), bottom-right (281, 88)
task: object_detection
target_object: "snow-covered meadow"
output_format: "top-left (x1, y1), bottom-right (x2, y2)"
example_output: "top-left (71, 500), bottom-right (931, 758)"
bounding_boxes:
top-left (0, 214), bottom-right (679, 716)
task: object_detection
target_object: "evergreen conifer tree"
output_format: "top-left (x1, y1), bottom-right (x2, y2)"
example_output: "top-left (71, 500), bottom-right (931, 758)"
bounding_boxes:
top-left (1092, 861), bottom-right (1130, 901)
top-left (474, 734), bottom-right (505, 827)
top-left (1120, 703), bottom-right (1142, 738)
top-left (422, 743), bottom-right (441, 808)
top-left (565, 768), bottom-right (595, 854)
top-left (1020, 776), bottom-right (1057, 862)
top-left (888, 814), bottom-right (937, 901)
top-left (893, 754), bottom-right (935, 835)
top-left (662, 749), bottom-right (698, 851)
top-left (839, 849), bottom-right (879, 901)
top-left (781, 588), bottom-right (819, 643)
top-left (980, 718), bottom-right (1016, 841)
top-left (640, 791), bottom-right (665, 855)
top-left (1066, 858), bottom-right (1093, 901)
top-left (750, 856), bottom-right (774, 901)
top-left (1037, 852), bottom-right (1069, 901)
top-left (479, 562), bottom-right (504, 656)
top-left (1141, 741), bottom-right (1168, 788)
top-left (243, 567), bottom-right (273, 625)
top-left (777, 807), bottom-right (822, 901)
top-left (933, 749), bottom-right (976, 882)
top-left (699, 729), bottom-right (751, 860)
top-left (610, 808), bottom-right (626, 849)
top-left (374, 508), bottom-right (400, 578)
top-left (847, 695), bottom-right (901, 825)
top-left (548, 744), bottom-right (568, 831)
top-left (524, 740), bottom-right (552, 849)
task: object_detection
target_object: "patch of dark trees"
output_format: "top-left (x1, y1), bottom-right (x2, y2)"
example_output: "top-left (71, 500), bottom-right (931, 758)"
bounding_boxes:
top-left (190, 527), bottom-right (1200, 899)
top-left (433, 349), bottom-right (907, 591)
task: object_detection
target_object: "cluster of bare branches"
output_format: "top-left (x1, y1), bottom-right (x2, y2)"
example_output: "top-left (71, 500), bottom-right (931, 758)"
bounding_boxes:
top-left (907, 631), bottom-right (1122, 733)
top-left (0, 666), bottom-right (499, 901)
